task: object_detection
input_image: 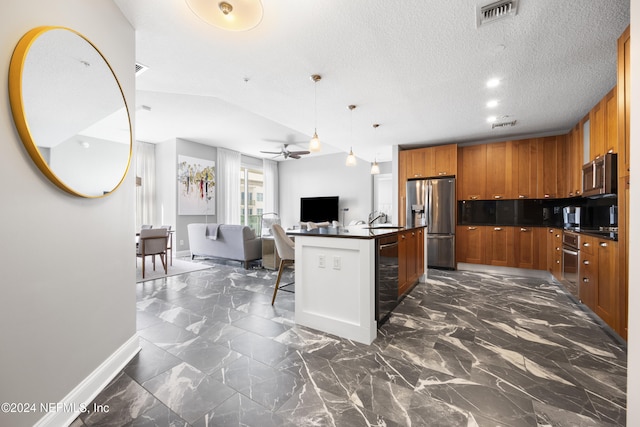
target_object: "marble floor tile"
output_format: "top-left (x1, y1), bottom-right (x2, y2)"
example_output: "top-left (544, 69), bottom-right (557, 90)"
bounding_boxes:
top-left (70, 263), bottom-right (627, 426)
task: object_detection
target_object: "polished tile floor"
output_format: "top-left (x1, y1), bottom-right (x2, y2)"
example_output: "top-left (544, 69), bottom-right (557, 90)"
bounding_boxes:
top-left (71, 261), bottom-right (627, 426)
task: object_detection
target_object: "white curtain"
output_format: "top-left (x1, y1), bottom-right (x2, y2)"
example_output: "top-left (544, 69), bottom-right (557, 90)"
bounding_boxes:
top-left (263, 159), bottom-right (279, 215)
top-left (216, 147), bottom-right (241, 224)
top-left (136, 141), bottom-right (156, 229)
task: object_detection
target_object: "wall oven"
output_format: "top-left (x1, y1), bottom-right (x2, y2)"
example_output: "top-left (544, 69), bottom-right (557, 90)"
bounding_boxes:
top-left (562, 231), bottom-right (580, 300)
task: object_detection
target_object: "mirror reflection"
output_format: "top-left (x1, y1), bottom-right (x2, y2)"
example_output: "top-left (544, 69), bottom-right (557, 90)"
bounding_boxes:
top-left (10, 27), bottom-right (131, 197)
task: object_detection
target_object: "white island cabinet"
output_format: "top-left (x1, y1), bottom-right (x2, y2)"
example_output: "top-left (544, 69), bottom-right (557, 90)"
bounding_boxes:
top-left (289, 225), bottom-right (427, 345)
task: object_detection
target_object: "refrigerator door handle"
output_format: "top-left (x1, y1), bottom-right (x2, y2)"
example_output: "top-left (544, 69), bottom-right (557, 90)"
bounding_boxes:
top-left (427, 181), bottom-right (433, 230)
top-left (427, 234), bottom-right (454, 239)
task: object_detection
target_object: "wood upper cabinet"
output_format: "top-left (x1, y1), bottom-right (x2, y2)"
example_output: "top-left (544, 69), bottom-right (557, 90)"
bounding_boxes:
top-left (511, 139), bottom-right (537, 199)
top-left (485, 141), bottom-right (512, 200)
top-left (590, 100), bottom-right (605, 160)
top-left (603, 88), bottom-right (618, 156)
top-left (537, 136), bottom-right (563, 199)
top-left (567, 122), bottom-right (583, 197)
top-left (457, 145), bottom-right (487, 200)
top-left (430, 144), bottom-right (457, 177)
top-left (400, 148), bottom-right (429, 180)
top-left (618, 25), bottom-right (630, 177)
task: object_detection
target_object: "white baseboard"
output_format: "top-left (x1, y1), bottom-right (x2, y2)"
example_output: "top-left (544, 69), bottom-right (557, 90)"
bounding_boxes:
top-left (34, 334), bottom-right (140, 427)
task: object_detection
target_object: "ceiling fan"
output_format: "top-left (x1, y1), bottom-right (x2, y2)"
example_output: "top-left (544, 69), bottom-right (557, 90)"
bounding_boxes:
top-left (260, 144), bottom-right (310, 159)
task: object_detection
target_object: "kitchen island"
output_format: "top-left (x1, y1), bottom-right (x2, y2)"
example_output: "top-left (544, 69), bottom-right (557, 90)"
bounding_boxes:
top-left (288, 224), bottom-right (426, 344)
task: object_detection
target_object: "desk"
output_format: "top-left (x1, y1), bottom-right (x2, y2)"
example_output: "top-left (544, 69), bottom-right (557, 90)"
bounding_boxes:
top-left (261, 236), bottom-right (281, 270)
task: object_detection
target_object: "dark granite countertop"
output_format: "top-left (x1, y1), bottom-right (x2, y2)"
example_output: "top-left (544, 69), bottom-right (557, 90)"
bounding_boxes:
top-left (286, 224), bottom-right (426, 240)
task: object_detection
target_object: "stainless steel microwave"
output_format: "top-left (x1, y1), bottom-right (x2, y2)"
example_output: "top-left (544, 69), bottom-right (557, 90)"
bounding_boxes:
top-left (582, 152), bottom-right (617, 197)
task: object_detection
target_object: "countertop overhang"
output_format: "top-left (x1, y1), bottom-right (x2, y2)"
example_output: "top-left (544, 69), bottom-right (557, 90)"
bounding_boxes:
top-left (286, 224), bottom-right (426, 239)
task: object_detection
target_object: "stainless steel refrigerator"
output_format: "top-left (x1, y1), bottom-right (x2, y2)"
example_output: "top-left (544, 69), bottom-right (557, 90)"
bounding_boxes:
top-left (406, 178), bottom-right (455, 269)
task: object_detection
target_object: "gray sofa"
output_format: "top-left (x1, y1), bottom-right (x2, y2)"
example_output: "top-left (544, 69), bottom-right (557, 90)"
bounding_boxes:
top-left (187, 223), bottom-right (261, 268)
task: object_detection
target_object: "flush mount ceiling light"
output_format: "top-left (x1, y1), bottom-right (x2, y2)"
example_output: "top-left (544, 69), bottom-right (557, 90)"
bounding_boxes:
top-left (370, 124), bottom-right (380, 175)
top-left (309, 74), bottom-right (322, 152)
top-left (185, 0), bottom-right (264, 31)
top-left (346, 105), bottom-right (357, 167)
top-left (486, 78), bottom-right (501, 88)
top-left (486, 99), bottom-right (498, 108)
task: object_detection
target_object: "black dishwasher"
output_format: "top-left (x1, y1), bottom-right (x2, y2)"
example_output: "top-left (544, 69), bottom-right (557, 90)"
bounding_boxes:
top-left (376, 234), bottom-right (399, 326)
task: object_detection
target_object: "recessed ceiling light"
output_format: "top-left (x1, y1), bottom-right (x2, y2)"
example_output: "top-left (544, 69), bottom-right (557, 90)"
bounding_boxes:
top-left (487, 116), bottom-right (497, 123)
top-left (486, 100), bottom-right (499, 108)
top-left (486, 78), bottom-right (500, 88)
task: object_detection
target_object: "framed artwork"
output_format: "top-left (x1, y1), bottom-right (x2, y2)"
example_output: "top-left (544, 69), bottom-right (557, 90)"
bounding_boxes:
top-left (177, 155), bottom-right (215, 215)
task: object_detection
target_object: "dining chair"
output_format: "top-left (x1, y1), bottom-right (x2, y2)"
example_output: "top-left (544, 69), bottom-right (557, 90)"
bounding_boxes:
top-left (270, 223), bottom-right (295, 305)
top-left (160, 225), bottom-right (173, 265)
top-left (137, 228), bottom-right (169, 279)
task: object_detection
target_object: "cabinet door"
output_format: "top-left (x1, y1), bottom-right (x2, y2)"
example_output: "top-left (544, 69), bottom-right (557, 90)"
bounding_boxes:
top-left (570, 122), bottom-right (584, 197)
top-left (405, 148), bottom-right (429, 179)
top-left (555, 134), bottom-right (568, 199)
top-left (546, 228), bottom-right (562, 278)
top-left (534, 227), bottom-right (548, 270)
top-left (398, 231), bottom-right (407, 295)
top-left (589, 101), bottom-right (605, 160)
top-left (603, 88), bottom-right (618, 155)
top-left (511, 139), bottom-right (537, 199)
top-left (537, 137), bottom-right (559, 199)
top-left (416, 228), bottom-right (425, 277)
top-left (618, 26), bottom-right (630, 177)
top-left (487, 226), bottom-right (514, 267)
top-left (514, 227), bottom-right (535, 269)
top-left (456, 226), bottom-right (485, 265)
top-left (595, 240), bottom-right (618, 330)
top-left (579, 238), bottom-right (597, 309)
top-left (485, 141), bottom-right (511, 200)
top-left (406, 230), bottom-right (418, 284)
top-left (458, 145), bottom-right (487, 200)
top-left (432, 144), bottom-right (457, 177)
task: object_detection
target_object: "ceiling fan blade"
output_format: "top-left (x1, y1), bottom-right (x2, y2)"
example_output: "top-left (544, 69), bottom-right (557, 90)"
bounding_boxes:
top-left (288, 150), bottom-right (310, 156)
top-left (289, 154), bottom-right (301, 159)
top-left (260, 150), bottom-right (282, 155)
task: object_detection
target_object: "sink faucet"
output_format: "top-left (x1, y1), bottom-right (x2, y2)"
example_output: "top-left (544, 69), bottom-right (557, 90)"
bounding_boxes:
top-left (368, 211), bottom-right (386, 225)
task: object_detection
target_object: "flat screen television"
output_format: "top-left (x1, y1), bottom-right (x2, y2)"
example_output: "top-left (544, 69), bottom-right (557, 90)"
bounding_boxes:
top-left (300, 196), bottom-right (339, 223)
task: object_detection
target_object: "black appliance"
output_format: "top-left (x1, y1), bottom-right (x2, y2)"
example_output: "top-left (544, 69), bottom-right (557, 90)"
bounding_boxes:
top-left (562, 231), bottom-right (580, 300)
top-left (375, 234), bottom-right (399, 326)
top-left (582, 153), bottom-right (617, 197)
top-left (300, 196), bottom-right (339, 222)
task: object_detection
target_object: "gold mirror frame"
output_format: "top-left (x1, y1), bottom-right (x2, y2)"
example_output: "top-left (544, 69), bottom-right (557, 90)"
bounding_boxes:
top-left (8, 26), bottom-right (132, 198)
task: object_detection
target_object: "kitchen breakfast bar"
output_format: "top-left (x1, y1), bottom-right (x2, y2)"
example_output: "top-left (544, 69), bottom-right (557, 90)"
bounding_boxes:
top-left (288, 225), bottom-right (427, 345)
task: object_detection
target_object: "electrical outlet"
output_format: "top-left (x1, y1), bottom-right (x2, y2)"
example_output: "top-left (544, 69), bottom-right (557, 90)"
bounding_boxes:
top-left (333, 256), bottom-right (341, 270)
top-left (318, 255), bottom-right (325, 268)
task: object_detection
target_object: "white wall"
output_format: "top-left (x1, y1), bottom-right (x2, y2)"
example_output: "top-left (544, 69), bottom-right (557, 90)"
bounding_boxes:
top-left (0, 2), bottom-right (136, 426)
top-left (278, 153), bottom-right (373, 228)
top-left (626, 3), bottom-right (639, 424)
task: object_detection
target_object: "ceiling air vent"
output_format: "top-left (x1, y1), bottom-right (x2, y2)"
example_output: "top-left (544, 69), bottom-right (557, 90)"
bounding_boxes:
top-left (492, 120), bottom-right (517, 129)
top-left (477, 0), bottom-right (518, 27)
top-left (135, 62), bottom-right (149, 76)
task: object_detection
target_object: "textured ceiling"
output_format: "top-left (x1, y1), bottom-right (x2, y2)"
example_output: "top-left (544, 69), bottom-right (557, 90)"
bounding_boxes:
top-left (113, 0), bottom-right (629, 162)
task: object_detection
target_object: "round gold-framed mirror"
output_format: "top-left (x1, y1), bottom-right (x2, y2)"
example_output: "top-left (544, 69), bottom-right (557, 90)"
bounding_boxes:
top-left (8, 26), bottom-right (132, 198)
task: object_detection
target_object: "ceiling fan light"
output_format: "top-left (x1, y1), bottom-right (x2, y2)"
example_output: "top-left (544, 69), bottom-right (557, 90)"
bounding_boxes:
top-left (309, 130), bottom-right (321, 152)
top-left (346, 148), bottom-right (357, 167)
top-left (370, 160), bottom-right (380, 175)
top-left (185, 0), bottom-right (263, 31)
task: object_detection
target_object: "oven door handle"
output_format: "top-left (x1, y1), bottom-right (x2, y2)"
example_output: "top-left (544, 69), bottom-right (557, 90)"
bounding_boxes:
top-left (562, 248), bottom-right (579, 256)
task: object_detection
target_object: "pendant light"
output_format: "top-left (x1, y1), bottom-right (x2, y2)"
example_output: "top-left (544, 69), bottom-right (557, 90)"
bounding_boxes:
top-left (370, 124), bottom-right (380, 175)
top-left (346, 105), bottom-right (357, 167)
top-left (309, 74), bottom-right (322, 152)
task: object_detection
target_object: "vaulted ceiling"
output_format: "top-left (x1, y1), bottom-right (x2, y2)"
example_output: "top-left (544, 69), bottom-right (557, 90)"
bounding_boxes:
top-left (114, 0), bottom-right (630, 162)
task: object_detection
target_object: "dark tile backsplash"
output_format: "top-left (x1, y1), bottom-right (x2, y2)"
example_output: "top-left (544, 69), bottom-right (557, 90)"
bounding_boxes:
top-left (457, 197), bottom-right (617, 228)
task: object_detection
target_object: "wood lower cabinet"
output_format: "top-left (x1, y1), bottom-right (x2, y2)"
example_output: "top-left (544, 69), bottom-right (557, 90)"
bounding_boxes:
top-left (514, 227), bottom-right (535, 269)
top-left (456, 225), bottom-right (486, 265)
top-left (486, 226), bottom-right (514, 267)
top-left (547, 228), bottom-right (562, 280)
top-left (579, 235), bottom-right (619, 332)
top-left (398, 228), bottom-right (424, 296)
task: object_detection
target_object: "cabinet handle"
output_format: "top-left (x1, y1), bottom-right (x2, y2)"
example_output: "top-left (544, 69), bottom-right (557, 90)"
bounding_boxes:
top-left (556, 260), bottom-right (560, 264)
top-left (600, 242), bottom-right (608, 247)
top-left (518, 195), bottom-right (527, 199)
top-left (520, 228), bottom-right (528, 232)
top-left (583, 277), bottom-right (589, 283)
top-left (583, 242), bottom-right (590, 247)
top-left (544, 194), bottom-right (551, 198)
top-left (569, 192), bottom-right (574, 197)
top-left (556, 234), bottom-right (560, 238)
top-left (438, 172), bottom-right (446, 176)
top-left (494, 227), bottom-right (502, 231)
top-left (576, 190), bottom-right (581, 195)
top-left (411, 232), bottom-right (415, 236)
top-left (470, 195), bottom-right (479, 200)
top-left (583, 260), bottom-right (590, 265)
top-left (556, 247), bottom-right (560, 251)
top-left (468, 226), bottom-right (477, 230)
top-left (549, 229), bottom-right (554, 233)
top-left (493, 195), bottom-right (503, 199)
top-left (401, 235), bottom-right (406, 239)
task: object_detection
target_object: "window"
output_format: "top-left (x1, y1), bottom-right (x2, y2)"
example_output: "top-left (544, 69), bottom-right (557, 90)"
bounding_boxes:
top-left (240, 167), bottom-right (264, 235)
